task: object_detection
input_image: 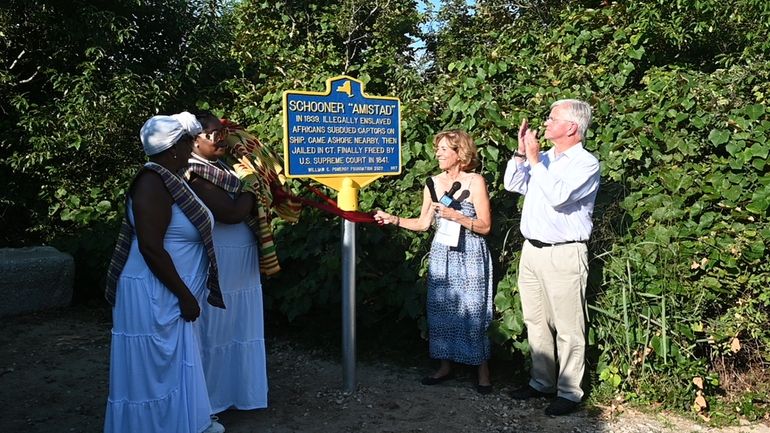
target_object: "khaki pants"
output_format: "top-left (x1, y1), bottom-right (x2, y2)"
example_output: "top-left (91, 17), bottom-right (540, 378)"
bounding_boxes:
top-left (518, 240), bottom-right (588, 402)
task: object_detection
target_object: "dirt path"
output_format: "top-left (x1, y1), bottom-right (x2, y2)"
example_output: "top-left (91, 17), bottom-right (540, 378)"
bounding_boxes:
top-left (1, 305), bottom-right (767, 433)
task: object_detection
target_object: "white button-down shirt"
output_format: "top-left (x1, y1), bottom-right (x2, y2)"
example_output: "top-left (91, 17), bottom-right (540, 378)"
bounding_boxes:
top-left (503, 143), bottom-right (600, 243)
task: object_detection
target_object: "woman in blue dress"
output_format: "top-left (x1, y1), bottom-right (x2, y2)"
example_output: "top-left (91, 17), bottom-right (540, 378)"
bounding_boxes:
top-left (185, 111), bottom-right (268, 413)
top-left (104, 112), bottom-right (225, 433)
top-left (374, 130), bottom-right (494, 394)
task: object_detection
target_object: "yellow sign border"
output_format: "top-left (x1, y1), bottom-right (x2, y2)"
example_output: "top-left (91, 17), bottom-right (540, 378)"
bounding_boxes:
top-left (282, 75), bottom-right (401, 192)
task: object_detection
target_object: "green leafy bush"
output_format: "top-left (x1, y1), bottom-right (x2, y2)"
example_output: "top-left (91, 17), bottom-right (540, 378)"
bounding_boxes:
top-left (2, 0), bottom-right (768, 422)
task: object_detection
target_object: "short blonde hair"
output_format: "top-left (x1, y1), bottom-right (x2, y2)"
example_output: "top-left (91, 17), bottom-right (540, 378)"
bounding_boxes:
top-left (433, 129), bottom-right (479, 171)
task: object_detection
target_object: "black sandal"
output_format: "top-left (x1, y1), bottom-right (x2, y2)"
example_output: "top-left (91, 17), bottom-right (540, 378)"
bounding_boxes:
top-left (476, 384), bottom-right (493, 395)
top-left (420, 373), bottom-right (455, 385)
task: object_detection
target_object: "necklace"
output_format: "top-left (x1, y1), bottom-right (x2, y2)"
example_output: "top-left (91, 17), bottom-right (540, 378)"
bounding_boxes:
top-left (190, 153), bottom-right (220, 167)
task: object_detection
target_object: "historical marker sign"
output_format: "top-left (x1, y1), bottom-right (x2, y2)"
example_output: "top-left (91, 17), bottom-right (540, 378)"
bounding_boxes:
top-left (283, 75), bottom-right (401, 189)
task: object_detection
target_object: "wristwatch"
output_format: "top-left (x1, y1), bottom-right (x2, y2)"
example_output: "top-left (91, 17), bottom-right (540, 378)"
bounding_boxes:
top-left (514, 151), bottom-right (526, 158)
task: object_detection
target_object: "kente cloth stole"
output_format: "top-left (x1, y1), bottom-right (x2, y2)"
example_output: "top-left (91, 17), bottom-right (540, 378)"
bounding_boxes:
top-left (185, 158), bottom-right (243, 194)
top-left (105, 162), bottom-right (225, 309)
top-left (186, 158), bottom-right (281, 276)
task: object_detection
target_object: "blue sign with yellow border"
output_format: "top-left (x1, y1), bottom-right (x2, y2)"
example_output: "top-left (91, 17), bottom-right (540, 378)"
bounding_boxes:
top-left (283, 76), bottom-right (401, 191)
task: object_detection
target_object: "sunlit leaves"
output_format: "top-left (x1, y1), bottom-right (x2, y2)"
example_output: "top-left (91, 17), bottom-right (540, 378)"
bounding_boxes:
top-left (708, 129), bottom-right (731, 146)
top-left (4, 0), bottom-right (770, 417)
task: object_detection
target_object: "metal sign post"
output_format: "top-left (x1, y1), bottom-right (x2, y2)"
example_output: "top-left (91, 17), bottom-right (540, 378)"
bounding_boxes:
top-left (283, 76), bottom-right (401, 392)
top-left (341, 218), bottom-right (356, 391)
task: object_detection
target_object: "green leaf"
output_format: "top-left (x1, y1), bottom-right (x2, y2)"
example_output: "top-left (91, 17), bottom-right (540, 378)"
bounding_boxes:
top-left (746, 186), bottom-right (770, 214)
top-left (96, 200), bottom-right (112, 213)
top-left (748, 142), bottom-right (769, 160)
top-left (494, 292), bottom-right (512, 311)
top-left (708, 129), bottom-right (730, 146)
top-left (484, 145), bottom-right (500, 161)
top-left (628, 46), bottom-right (645, 60)
top-left (745, 104), bottom-right (766, 121)
top-left (725, 139), bottom-right (744, 156)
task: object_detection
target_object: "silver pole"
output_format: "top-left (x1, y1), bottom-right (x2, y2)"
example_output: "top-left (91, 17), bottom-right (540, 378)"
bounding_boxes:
top-left (341, 219), bottom-right (356, 392)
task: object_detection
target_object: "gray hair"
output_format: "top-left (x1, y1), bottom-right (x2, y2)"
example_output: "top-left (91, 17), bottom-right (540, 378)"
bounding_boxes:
top-left (551, 99), bottom-right (592, 140)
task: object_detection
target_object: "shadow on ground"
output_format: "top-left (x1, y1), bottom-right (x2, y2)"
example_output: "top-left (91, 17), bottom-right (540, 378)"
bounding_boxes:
top-left (1, 305), bottom-right (767, 433)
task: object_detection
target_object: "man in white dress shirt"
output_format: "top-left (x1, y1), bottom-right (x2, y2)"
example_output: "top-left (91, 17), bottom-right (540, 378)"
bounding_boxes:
top-left (503, 99), bottom-right (600, 416)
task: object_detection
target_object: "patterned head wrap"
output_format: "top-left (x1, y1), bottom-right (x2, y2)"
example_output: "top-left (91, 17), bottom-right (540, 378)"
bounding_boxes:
top-left (140, 111), bottom-right (202, 156)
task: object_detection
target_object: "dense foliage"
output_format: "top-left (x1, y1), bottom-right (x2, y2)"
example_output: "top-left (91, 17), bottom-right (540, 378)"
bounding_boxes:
top-left (2, 0), bottom-right (768, 422)
top-left (0, 0), bottom-right (235, 297)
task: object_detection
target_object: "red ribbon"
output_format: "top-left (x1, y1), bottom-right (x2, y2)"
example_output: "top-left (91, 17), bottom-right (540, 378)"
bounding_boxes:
top-left (274, 182), bottom-right (378, 224)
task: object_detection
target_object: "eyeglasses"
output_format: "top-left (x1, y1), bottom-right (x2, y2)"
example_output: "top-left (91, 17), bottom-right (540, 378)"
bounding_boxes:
top-left (200, 129), bottom-right (227, 142)
top-left (545, 116), bottom-right (575, 124)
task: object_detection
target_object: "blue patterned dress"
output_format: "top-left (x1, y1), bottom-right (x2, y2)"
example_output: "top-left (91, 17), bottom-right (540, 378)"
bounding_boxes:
top-left (427, 200), bottom-right (494, 365)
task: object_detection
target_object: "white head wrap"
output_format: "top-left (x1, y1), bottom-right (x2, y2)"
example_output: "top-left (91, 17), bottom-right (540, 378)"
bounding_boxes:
top-left (140, 111), bottom-right (203, 156)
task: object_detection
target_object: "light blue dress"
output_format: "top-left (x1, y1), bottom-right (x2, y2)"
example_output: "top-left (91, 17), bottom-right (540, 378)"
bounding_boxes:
top-left (197, 219), bottom-right (268, 412)
top-left (427, 200), bottom-right (493, 365)
top-left (105, 202), bottom-right (213, 433)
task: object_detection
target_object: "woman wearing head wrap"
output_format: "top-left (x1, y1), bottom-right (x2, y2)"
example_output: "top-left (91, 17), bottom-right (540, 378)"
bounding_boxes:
top-left (104, 112), bottom-right (226, 433)
top-left (184, 111), bottom-right (267, 414)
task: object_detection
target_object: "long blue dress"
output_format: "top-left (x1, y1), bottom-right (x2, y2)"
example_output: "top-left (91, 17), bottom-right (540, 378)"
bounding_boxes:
top-left (427, 200), bottom-right (493, 366)
top-left (105, 201), bottom-right (213, 433)
top-left (197, 218), bottom-right (268, 412)
top-left (187, 158), bottom-right (268, 413)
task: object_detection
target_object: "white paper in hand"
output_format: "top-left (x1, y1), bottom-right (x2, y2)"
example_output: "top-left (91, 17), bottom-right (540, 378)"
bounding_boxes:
top-left (434, 218), bottom-right (461, 247)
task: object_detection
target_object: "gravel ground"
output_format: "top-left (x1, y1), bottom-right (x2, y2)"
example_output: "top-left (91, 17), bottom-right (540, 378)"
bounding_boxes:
top-left (1, 305), bottom-right (768, 433)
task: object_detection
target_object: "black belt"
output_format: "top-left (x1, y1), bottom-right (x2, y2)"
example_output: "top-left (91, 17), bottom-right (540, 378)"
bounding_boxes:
top-left (527, 239), bottom-right (584, 248)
